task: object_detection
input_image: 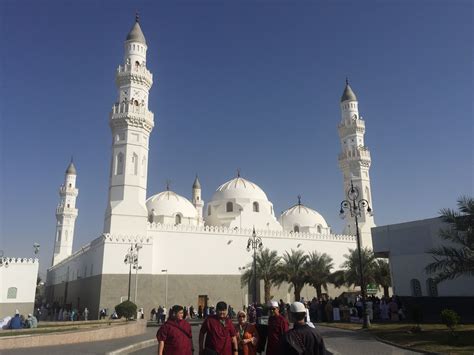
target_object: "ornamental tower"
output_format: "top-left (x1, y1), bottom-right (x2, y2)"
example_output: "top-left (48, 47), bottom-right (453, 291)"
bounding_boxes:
top-left (338, 80), bottom-right (375, 248)
top-left (192, 175), bottom-right (204, 224)
top-left (52, 160), bottom-right (78, 266)
top-left (104, 16), bottom-right (154, 235)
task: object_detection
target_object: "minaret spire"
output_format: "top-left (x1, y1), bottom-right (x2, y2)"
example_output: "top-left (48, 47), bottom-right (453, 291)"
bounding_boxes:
top-left (104, 19), bottom-right (154, 235)
top-left (52, 160), bottom-right (79, 266)
top-left (338, 81), bottom-right (375, 248)
top-left (192, 174), bottom-right (204, 225)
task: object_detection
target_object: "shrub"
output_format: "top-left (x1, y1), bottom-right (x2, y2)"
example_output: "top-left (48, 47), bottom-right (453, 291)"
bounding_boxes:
top-left (440, 309), bottom-right (460, 335)
top-left (115, 300), bottom-right (137, 320)
top-left (410, 304), bottom-right (423, 332)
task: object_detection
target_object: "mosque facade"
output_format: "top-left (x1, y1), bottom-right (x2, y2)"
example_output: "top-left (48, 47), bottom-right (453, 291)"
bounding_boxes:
top-left (46, 18), bottom-right (376, 319)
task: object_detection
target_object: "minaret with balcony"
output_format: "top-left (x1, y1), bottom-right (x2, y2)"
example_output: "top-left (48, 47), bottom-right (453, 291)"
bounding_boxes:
top-left (104, 16), bottom-right (154, 235)
top-left (338, 80), bottom-right (375, 248)
top-left (52, 160), bottom-right (79, 266)
top-left (192, 175), bottom-right (204, 224)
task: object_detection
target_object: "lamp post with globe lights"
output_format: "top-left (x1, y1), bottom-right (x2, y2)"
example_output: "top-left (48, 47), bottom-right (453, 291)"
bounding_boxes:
top-left (247, 227), bottom-right (263, 304)
top-left (124, 244), bottom-right (141, 302)
top-left (339, 180), bottom-right (373, 329)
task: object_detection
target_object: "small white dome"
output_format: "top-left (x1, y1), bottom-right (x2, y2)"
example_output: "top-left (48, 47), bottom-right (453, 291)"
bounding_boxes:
top-left (146, 190), bottom-right (197, 222)
top-left (211, 177), bottom-right (268, 202)
top-left (279, 203), bottom-right (328, 233)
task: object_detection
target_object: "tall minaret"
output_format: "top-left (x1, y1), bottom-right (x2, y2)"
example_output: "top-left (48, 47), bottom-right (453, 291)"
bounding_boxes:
top-left (52, 160), bottom-right (79, 266)
top-left (104, 15), bottom-right (154, 235)
top-left (192, 175), bottom-right (204, 224)
top-left (338, 80), bottom-right (375, 248)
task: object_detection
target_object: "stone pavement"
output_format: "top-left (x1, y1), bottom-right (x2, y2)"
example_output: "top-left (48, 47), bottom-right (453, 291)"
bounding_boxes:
top-left (130, 324), bottom-right (419, 355)
top-left (0, 323), bottom-right (419, 355)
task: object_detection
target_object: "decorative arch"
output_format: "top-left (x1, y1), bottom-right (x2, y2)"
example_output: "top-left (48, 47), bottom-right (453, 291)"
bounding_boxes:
top-left (116, 152), bottom-right (124, 175)
top-left (253, 202), bottom-right (259, 212)
top-left (226, 202), bottom-right (233, 212)
top-left (132, 153), bottom-right (139, 175)
top-left (317, 225), bottom-right (322, 233)
top-left (175, 214), bottom-right (182, 225)
top-left (293, 225), bottom-right (300, 233)
top-left (7, 287), bottom-right (17, 299)
top-left (410, 279), bottom-right (422, 297)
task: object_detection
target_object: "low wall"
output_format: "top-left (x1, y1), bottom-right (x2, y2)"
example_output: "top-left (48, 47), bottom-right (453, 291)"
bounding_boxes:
top-left (400, 296), bottom-right (474, 322)
top-left (0, 319), bottom-right (146, 350)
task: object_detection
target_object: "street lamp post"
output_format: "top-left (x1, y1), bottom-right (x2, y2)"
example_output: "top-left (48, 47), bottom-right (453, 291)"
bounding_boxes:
top-left (161, 269), bottom-right (168, 307)
top-left (133, 244), bottom-right (143, 304)
top-left (124, 244), bottom-right (140, 302)
top-left (339, 180), bottom-right (373, 329)
top-left (246, 227), bottom-right (263, 304)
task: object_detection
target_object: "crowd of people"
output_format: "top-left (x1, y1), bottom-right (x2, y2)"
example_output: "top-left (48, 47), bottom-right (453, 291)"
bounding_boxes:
top-left (156, 300), bottom-right (326, 355)
top-left (0, 309), bottom-right (38, 330)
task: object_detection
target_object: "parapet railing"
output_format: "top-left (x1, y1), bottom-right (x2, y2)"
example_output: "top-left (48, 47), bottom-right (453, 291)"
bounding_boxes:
top-left (147, 223), bottom-right (356, 242)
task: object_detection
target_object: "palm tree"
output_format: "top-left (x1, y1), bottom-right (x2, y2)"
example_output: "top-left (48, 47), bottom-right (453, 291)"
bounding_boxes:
top-left (276, 249), bottom-right (308, 301)
top-left (305, 252), bottom-right (334, 299)
top-left (374, 258), bottom-right (391, 297)
top-left (241, 248), bottom-right (281, 303)
top-left (340, 247), bottom-right (377, 288)
top-left (425, 196), bottom-right (474, 283)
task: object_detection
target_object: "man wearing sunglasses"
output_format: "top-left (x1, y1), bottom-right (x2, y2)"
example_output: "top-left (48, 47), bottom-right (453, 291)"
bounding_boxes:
top-left (265, 300), bottom-right (289, 355)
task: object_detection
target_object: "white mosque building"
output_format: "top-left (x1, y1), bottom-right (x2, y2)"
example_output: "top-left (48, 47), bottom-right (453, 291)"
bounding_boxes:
top-left (46, 18), bottom-right (376, 318)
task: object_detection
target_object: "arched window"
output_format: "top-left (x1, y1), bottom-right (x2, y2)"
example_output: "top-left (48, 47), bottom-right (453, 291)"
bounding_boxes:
top-left (116, 152), bottom-right (124, 175)
top-left (293, 225), bottom-right (300, 233)
top-left (208, 205), bottom-right (212, 216)
top-left (253, 202), bottom-right (259, 212)
top-left (175, 214), bottom-right (182, 225)
top-left (426, 278), bottom-right (438, 297)
top-left (226, 202), bottom-right (233, 212)
top-left (141, 157), bottom-right (146, 177)
top-left (132, 153), bottom-right (138, 175)
top-left (317, 225), bottom-right (322, 233)
top-left (410, 279), bottom-right (422, 297)
top-left (7, 287), bottom-right (17, 299)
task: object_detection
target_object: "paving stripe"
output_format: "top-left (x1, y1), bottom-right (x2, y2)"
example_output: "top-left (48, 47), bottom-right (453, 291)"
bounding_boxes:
top-left (106, 338), bottom-right (157, 355)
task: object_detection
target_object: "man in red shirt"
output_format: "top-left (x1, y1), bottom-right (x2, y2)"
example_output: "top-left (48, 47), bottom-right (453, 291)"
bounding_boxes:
top-left (156, 305), bottom-right (193, 355)
top-left (199, 301), bottom-right (238, 355)
top-left (266, 300), bottom-right (289, 355)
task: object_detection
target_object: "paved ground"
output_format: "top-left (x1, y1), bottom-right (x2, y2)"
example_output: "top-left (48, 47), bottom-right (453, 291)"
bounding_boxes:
top-left (1, 323), bottom-right (418, 355)
top-left (131, 324), bottom-right (419, 355)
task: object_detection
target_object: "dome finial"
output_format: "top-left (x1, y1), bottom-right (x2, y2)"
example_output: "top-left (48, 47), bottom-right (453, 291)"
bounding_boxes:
top-left (166, 179), bottom-right (171, 191)
top-left (135, 11), bottom-right (140, 23)
top-left (297, 195), bottom-right (302, 205)
top-left (237, 168), bottom-right (241, 178)
top-left (346, 76), bottom-right (349, 85)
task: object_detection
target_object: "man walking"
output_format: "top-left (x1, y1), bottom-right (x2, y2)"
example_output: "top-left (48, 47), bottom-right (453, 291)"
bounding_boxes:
top-left (266, 300), bottom-right (289, 355)
top-left (199, 301), bottom-right (238, 355)
top-left (281, 302), bottom-right (326, 355)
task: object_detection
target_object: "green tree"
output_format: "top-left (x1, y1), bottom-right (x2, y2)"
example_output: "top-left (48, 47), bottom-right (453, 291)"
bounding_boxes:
top-left (305, 252), bottom-right (334, 299)
top-left (374, 259), bottom-right (392, 297)
top-left (425, 196), bottom-right (474, 283)
top-left (241, 248), bottom-right (281, 303)
top-left (276, 249), bottom-right (308, 301)
top-left (115, 300), bottom-right (137, 320)
top-left (340, 247), bottom-right (377, 288)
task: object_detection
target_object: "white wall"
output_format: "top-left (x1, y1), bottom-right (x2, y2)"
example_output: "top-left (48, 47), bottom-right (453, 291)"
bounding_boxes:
top-left (372, 217), bottom-right (474, 297)
top-left (0, 257), bottom-right (39, 314)
top-left (147, 224), bottom-right (356, 275)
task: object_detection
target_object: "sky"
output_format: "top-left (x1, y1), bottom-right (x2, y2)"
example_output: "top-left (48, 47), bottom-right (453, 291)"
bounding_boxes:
top-left (0, 0), bottom-right (472, 278)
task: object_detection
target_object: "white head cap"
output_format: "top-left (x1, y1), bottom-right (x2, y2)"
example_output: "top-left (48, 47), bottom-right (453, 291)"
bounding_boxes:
top-left (290, 301), bottom-right (306, 313)
top-left (267, 300), bottom-right (279, 308)
top-left (15, 309), bottom-right (19, 315)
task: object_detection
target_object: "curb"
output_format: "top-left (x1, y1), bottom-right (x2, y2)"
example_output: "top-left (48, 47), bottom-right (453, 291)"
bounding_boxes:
top-left (106, 338), bottom-right (156, 355)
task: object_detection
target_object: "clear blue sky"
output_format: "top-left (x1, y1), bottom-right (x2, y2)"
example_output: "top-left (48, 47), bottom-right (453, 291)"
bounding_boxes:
top-left (1, 0), bottom-right (472, 277)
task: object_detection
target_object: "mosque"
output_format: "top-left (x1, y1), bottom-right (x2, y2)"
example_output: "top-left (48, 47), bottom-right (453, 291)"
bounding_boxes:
top-left (45, 17), bottom-right (376, 319)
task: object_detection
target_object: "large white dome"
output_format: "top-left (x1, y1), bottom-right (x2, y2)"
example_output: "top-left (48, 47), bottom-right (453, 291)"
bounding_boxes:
top-left (279, 203), bottom-right (329, 234)
top-left (205, 176), bottom-right (281, 231)
top-left (146, 190), bottom-right (198, 225)
top-left (211, 177), bottom-right (268, 202)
